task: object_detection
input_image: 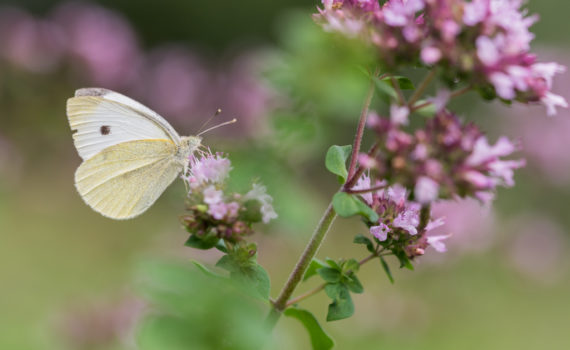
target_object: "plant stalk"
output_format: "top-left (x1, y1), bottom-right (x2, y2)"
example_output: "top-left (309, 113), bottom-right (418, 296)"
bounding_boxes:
top-left (265, 69), bottom-right (378, 332)
top-left (408, 69), bottom-right (437, 107)
top-left (346, 70), bottom-right (378, 182)
top-left (265, 203), bottom-right (337, 328)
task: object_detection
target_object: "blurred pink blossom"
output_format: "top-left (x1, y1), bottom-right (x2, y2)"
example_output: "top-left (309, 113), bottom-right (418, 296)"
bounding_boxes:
top-left (501, 51), bottom-right (570, 186)
top-left (429, 198), bottom-right (495, 254)
top-left (58, 296), bottom-right (145, 350)
top-left (51, 2), bottom-right (142, 88)
top-left (134, 45), bottom-right (208, 124)
top-left (205, 52), bottom-right (276, 137)
top-left (506, 215), bottom-right (568, 285)
top-left (0, 6), bottom-right (65, 73)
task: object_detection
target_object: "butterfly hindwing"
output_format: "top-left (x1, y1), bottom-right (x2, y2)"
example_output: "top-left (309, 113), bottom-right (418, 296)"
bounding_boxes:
top-left (74, 139), bottom-right (183, 220)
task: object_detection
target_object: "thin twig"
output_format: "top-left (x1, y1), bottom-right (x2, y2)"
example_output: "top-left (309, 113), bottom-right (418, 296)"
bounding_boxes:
top-left (344, 141), bottom-right (381, 189)
top-left (285, 284), bottom-right (326, 308)
top-left (410, 85), bottom-right (472, 112)
top-left (346, 69), bottom-right (378, 183)
top-left (408, 69), bottom-right (437, 107)
top-left (390, 75), bottom-right (406, 106)
top-left (344, 184), bottom-right (387, 195)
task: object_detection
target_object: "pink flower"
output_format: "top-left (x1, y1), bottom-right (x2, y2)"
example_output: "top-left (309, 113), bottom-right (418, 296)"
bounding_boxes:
top-left (426, 234), bottom-right (451, 252)
top-left (541, 92), bottom-right (568, 117)
top-left (466, 136), bottom-right (518, 167)
top-left (203, 186), bottom-right (223, 205)
top-left (208, 202), bottom-right (228, 220)
top-left (390, 104), bottom-right (410, 125)
top-left (383, 0), bottom-right (425, 27)
top-left (488, 159), bottom-right (526, 187)
top-left (354, 174), bottom-right (373, 205)
top-left (421, 46), bottom-right (442, 64)
top-left (226, 202), bottom-right (240, 219)
top-left (393, 207), bottom-right (420, 235)
top-left (370, 223), bottom-right (391, 241)
top-left (414, 176), bottom-right (439, 204)
top-left (187, 153), bottom-right (232, 186)
top-left (463, 0), bottom-right (488, 26)
top-left (476, 36), bottom-right (500, 66)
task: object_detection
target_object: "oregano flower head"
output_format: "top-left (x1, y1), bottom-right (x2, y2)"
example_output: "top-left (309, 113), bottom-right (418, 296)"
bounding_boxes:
top-left (314, 0), bottom-right (567, 115)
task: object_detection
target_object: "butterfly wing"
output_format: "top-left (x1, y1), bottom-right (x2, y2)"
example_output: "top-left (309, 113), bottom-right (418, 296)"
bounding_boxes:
top-left (67, 88), bottom-right (181, 161)
top-left (74, 139), bottom-right (183, 220)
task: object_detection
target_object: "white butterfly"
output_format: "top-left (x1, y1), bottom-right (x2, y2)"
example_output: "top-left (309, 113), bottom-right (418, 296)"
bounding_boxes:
top-left (67, 88), bottom-right (203, 220)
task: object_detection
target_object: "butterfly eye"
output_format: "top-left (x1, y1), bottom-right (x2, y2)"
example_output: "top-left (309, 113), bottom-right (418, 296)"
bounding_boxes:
top-left (100, 125), bottom-right (111, 135)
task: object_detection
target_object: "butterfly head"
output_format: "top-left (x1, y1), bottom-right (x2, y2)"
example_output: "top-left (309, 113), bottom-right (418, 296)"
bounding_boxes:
top-left (179, 136), bottom-right (202, 155)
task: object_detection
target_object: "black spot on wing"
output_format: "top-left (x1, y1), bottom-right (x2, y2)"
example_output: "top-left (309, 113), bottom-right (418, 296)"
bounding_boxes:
top-left (100, 125), bottom-right (111, 135)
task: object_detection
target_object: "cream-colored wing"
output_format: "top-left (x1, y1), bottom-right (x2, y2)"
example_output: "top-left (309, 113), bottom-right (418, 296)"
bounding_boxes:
top-left (67, 88), bottom-right (181, 161)
top-left (74, 139), bottom-right (183, 220)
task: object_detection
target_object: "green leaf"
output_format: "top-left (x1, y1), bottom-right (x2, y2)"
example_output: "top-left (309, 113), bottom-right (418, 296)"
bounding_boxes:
top-left (380, 256), bottom-right (395, 284)
top-left (304, 259), bottom-right (328, 281)
top-left (374, 78), bottom-right (398, 101)
top-left (325, 257), bottom-right (341, 270)
top-left (332, 192), bottom-right (379, 222)
top-left (215, 255), bottom-right (237, 272)
top-left (324, 283), bottom-right (342, 300)
top-left (185, 234), bottom-right (220, 250)
top-left (284, 308), bottom-right (335, 350)
top-left (191, 260), bottom-right (224, 279)
top-left (383, 76), bottom-right (415, 90)
top-left (413, 99), bottom-right (437, 117)
top-left (344, 274), bottom-right (364, 294)
top-left (325, 284), bottom-right (354, 321)
top-left (317, 267), bottom-right (342, 283)
top-left (241, 199), bottom-right (263, 222)
top-left (344, 258), bottom-right (360, 273)
top-left (325, 145), bottom-right (352, 182)
top-left (216, 254), bottom-right (271, 300)
top-left (394, 250), bottom-right (414, 271)
top-left (355, 65), bottom-right (371, 78)
top-left (243, 263), bottom-right (271, 300)
top-left (353, 234), bottom-right (375, 253)
top-left (215, 240), bottom-right (228, 253)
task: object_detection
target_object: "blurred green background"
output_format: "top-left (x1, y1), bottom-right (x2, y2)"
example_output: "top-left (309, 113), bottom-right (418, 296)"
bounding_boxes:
top-left (1, 1), bottom-right (569, 349)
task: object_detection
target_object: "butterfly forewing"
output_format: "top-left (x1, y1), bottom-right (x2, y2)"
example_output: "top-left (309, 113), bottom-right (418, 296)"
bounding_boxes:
top-left (67, 88), bottom-right (181, 161)
top-left (75, 139), bottom-right (183, 220)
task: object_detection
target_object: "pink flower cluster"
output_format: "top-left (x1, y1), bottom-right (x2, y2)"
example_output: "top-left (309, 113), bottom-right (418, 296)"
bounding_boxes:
top-left (182, 152), bottom-right (277, 244)
top-left (314, 0), bottom-right (567, 115)
top-left (364, 108), bottom-right (525, 204)
top-left (354, 176), bottom-right (450, 257)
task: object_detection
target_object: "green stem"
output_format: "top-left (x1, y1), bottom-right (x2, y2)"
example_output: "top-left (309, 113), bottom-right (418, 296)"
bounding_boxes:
top-left (285, 284), bottom-right (326, 308)
top-left (265, 69), bottom-right (379, 332)
top-left (408, 69), bottom-right (437, 107)
top-left (344, 183), bottom-right (387, 195)
top-left (390, 75), bottom-right (406, 106)
top-left (346, 70), bottom-right (378, 183)
top-left (265, 203), bottom-right (337, 329)
top-left (410, 85), bottom-right (472, 112)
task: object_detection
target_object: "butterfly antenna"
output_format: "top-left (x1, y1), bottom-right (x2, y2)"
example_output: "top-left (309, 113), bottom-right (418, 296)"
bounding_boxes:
top-left (197, 108), bottom-right (222, 133)
top-left (197, 118), bottom-right (237, 136)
